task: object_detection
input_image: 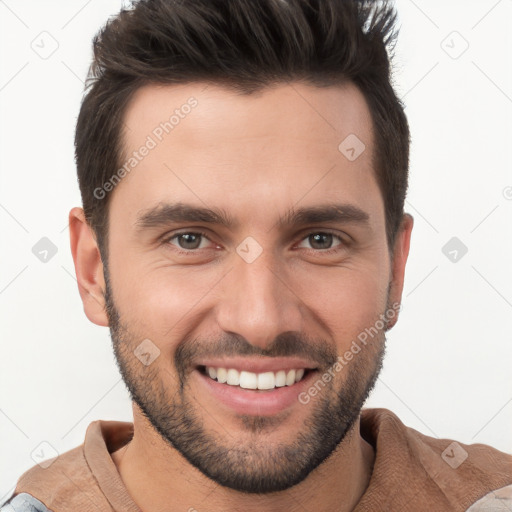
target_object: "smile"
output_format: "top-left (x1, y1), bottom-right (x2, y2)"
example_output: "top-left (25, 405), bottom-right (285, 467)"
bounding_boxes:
top-left (201, 365), bottom-right (309, 391)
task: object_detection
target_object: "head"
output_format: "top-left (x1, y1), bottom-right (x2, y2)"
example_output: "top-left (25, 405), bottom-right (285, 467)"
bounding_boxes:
top-left (70, 0), bottom-right (413, 494)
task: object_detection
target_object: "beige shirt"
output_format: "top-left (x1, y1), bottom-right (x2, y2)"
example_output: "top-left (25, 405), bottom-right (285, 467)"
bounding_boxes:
top-left (5, 408), bottom-right (512, 511)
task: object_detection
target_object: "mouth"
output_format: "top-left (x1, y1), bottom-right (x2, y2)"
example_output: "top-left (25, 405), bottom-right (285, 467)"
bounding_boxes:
top-left (194, 364), bottom-right (320, 416)
top-left (197, 365), bottom-right (313, 391)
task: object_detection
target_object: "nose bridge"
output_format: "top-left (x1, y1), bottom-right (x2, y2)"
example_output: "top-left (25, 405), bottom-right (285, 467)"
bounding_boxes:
top-left (215, 246), bottom-right (303, 350)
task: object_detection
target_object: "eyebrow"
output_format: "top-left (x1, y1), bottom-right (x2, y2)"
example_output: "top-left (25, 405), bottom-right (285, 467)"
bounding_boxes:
top-left (135, 201), bottom-right (370, 231)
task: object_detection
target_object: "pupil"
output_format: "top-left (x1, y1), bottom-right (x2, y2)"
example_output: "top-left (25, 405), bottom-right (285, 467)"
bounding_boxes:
top-left (180, 234), bottom-right (201, 249)
top-left (310, 233), bottom-right (332, 250)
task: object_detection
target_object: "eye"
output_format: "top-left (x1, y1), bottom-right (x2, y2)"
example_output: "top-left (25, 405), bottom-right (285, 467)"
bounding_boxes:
top-left (162, 230), bottom-right (347, 256)
top-left (296, 231), bottom-right (345, 252)
top-left (164, 231), bottom-right (215, 252)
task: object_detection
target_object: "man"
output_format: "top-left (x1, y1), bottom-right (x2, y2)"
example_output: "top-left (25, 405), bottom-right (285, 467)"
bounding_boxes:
top-left (3, 0), bottom-right (511, 511)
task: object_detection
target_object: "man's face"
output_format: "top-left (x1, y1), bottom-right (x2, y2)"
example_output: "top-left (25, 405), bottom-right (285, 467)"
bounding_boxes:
top-left (102, 82), bottom-right (401, 493)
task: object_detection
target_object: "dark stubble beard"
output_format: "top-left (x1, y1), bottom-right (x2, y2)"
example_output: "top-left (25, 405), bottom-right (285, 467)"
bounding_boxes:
top-left (103, 267), bottom-right (387, 494)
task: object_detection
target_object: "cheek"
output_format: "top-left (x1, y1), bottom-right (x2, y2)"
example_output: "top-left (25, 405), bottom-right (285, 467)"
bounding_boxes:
top-left (290, 260), bottom-right (390, 350)
top-left (109, 256), bottom-right (225, 340)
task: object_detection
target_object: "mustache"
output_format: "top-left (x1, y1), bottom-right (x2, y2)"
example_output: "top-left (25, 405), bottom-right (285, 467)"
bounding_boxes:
top-left (174, 331), bottom-right (338, 379)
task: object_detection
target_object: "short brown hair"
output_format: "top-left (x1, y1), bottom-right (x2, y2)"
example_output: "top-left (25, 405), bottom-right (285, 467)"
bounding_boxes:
top-left (75, 0), bottom-right (410, 257)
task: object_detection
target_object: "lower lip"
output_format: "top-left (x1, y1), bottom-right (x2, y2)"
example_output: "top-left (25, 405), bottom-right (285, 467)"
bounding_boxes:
top-left (194, 369), bottom-right (318, 416)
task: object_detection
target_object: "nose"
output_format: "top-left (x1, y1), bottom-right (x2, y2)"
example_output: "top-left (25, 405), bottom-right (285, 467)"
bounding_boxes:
top-left (215, 248), bottom-right (304, 351)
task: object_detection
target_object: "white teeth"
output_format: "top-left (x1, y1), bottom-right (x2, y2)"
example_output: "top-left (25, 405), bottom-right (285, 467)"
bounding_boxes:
top-left (275, 370), bottom-right (286, 387)
top-left (258, 372), bottom-right (275, 390)
top-left (226, 368), bottom-right (240, 386)
top-left (285, 369), bottom-right (296, 386)
top-left (216, 367), bottom-right (227, 384)
top-left (239, 371), bottom-right (257, 389)
top-left (204, 366), bottom-right (308, 390)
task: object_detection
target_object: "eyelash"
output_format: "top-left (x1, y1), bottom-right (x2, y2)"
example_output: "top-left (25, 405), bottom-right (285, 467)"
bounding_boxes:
top-left (162, 230), bottom-right (348, 256)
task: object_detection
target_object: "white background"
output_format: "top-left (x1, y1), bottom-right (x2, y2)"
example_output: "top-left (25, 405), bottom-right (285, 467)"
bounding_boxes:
top-left (1, 0), bottom-right (511, 501)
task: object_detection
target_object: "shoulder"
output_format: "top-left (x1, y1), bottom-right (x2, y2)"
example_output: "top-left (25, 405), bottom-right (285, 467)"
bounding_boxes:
top-left (363, 408), bottom-right (512, 479)
top-left (1, 493), bottom-right (51, 512)
top-left (7, 422), bottom-right (109, 510)
top-left (6, 420), bottom-right (129, 511)
top-left (11, 443), bottom-right (91, 501)
top-left (360, 408), bottom-right (512, 510)
top-left (466, 483), bottom-right (512, 511)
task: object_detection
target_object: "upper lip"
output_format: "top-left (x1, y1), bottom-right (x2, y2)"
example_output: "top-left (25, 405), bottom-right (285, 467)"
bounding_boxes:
top-left (196, 357), bottom-right (318, 374)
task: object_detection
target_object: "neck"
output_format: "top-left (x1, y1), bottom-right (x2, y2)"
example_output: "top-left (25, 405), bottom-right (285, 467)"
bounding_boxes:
top-left (112, 407), bottom-right (375, 512)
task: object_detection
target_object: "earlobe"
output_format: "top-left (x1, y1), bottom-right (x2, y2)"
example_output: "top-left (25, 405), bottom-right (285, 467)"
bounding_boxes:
top-left (387, 213), bottom-right (414, 330)
top-left (69, 207), bottom-right (109, 327)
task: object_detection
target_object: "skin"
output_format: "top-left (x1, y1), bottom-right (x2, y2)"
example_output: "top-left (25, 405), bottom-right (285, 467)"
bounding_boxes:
top-left (70, 81), bottom-right (413, 512)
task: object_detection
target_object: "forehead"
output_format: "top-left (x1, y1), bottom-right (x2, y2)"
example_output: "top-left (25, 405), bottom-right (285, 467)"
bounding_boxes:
top-left (122, 81), bottom-right (373, 152)
top-left (111, 81), bottom-right (381, 233)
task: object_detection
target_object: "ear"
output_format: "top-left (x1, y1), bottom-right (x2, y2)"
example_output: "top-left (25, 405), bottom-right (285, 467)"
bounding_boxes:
top-left (386, 213), bottom-right (414, 330)
top-left (69, 207), bottom-right (109, 327)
